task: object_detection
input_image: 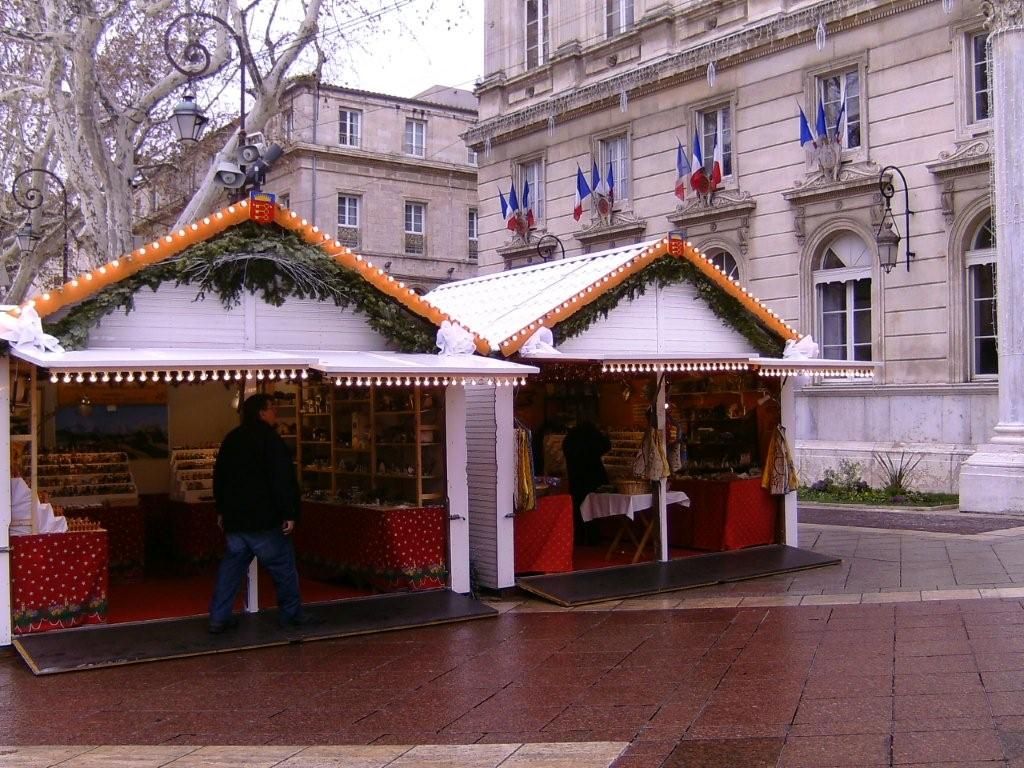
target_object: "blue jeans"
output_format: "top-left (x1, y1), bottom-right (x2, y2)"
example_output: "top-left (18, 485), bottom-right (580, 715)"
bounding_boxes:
top-left (208, 529), bottom-right (303, 625)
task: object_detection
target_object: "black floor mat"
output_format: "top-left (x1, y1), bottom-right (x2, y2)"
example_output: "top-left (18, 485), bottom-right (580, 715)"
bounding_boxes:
top-left (517, 545), bottom-right (841, 606)
top-left (14, 590), bottom-right (495, 675)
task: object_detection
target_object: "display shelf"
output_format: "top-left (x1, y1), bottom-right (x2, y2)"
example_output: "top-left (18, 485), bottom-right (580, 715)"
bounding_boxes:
top-left (170, 446), bottom-right (217, 503)
top-left (38, 450), bottom-right (139, 507)
top-left (667, 379), bottom-right (764, 477)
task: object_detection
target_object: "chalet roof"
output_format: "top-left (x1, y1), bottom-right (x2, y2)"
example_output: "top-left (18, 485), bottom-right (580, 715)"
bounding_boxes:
top-left (424, 235), bottom-right (799, 356)
top-left (12, 199), bottom-right (487, 354)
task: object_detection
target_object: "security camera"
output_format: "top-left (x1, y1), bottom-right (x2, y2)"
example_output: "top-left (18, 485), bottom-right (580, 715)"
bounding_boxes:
top-left (214, 160), bottom-right (247, 189)
top-left (239, 131), bottom-right (268, 164)
top-left (244, 143), bottom-right (283, 190)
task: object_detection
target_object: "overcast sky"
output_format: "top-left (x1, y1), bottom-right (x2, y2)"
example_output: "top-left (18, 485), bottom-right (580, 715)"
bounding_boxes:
top-left (340, 2), bottom-right (484, 97)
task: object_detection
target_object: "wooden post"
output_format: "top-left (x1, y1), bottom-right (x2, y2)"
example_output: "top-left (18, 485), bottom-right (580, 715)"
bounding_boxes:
top-left (445, 386), bottom-right (470, 593)
top-left (494, 386), bottom-right (516, 588)
top-left (781, 376), bottom-right (798, 546)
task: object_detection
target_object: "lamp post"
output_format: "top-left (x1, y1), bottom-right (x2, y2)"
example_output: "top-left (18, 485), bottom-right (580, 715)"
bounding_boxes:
top-left (163, 12), bottom-right (251, 148)
top-left (536, 233), bottom-right (565, 262)
top-left (876, 165), bottom-right (915, 273)
top-left (11, 168), bottom-right (70, 283)
top-left (163, 12), bottom-right (280, 195)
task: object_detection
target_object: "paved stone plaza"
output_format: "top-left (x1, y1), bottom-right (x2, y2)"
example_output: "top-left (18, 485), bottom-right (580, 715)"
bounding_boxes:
top-left (9, 517), bottom-right (1024, 766)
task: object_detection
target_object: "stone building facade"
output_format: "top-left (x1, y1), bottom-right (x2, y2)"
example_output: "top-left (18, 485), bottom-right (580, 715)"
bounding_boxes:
top-left (467, 0), bottom-right (996, 494)
top-left (262, 81), bottom-right (481, 292)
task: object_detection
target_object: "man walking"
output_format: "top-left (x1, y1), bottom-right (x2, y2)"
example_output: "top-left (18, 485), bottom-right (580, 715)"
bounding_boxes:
top-left (208, 393), bottom-right (315, 633)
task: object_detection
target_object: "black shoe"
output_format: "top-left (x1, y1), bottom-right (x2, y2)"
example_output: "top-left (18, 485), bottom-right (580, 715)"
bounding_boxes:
top-left (207, 616), bottom-right (239, 635)
top-left (279, 612), bottom-right (321, 629)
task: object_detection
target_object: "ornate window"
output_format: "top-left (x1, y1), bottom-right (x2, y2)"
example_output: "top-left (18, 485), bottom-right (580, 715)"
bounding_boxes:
top-left (696, 105), bottom-right (732, 178)
top-left (516, 158), bottom-right (545, 222)
top-left (969, 31), bottom-right (991, 124)
top-left (404, 202), bottom-right (426, 255)
top-left (706, 248), bottom-right (739, 281)
top-left (339, 109), bottom-right (361, 147)
top-left (336, 194), bottom-right (360, 248)
top-left (337, 195), bottom-right (360, 248)
top-left (403, 119), bottom-right (426, 157)
top-left (599, 133), bottom-right (630, 202)
top-left (606, 0), bottom-right (634, 38)
top-left (813, 233), bottom-right (872, 361)
top-left (816, 68), bottom-right (861, 150)
top-left (468, 208), bottom-right (479, 261)
top-left (966, 217), bottom-right (997, 378)
top-left (525, 0), bottom-right (549, 70)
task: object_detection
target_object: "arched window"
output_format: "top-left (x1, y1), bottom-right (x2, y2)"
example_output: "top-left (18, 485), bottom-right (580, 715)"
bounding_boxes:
top-left (706, 248), bottom-right (739, 281)
top-left (966, 216), bottom-right (997, 378)
top-left (813, 233), bottom-right (872, 361)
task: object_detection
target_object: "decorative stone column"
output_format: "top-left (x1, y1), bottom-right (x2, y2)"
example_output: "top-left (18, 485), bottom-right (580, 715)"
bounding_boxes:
top-left (959, 0), bottom-right (1024, 513)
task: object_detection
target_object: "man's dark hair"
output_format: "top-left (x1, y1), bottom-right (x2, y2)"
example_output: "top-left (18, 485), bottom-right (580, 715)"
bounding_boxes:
top-left (241, 393), bottom-right (273, 423)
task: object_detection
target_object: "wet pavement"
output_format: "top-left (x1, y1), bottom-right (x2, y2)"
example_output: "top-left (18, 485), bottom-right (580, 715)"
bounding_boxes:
top-left (8, 520), bottom-right (1024, 766)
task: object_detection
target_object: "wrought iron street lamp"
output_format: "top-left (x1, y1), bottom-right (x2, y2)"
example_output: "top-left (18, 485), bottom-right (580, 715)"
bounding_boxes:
top-left (11, 168), bottom-right (70, 283)
top-left (877, 165), bottom-right (915, 273)
top-left (163, 12), bottom-right (280, 194)
top-left (536, 233), bottom-right (566, 262)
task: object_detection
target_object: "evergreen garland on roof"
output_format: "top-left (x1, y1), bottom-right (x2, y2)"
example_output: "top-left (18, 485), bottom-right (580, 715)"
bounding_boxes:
top-left (552, 256), bottom-right (786, 357)
top-left (46, 221), bottom-right (438, 352)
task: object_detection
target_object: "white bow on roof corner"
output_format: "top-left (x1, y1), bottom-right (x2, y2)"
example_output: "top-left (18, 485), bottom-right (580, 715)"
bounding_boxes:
top-left (0, 306), bottom-right (63, 353)
top-left (520, 326), bottom-right (559, 357)
top-left (435, 320), bottom-right (477, 356)
top-left (783, 335), bottom-right (819, 360)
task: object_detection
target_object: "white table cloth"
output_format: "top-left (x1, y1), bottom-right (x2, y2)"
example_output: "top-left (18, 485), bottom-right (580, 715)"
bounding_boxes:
top-left (581, 491), bottom-right (690, 522)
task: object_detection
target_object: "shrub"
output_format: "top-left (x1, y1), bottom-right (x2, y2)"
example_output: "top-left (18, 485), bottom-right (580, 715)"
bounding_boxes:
top-left (820, 458), bottom-right (865, 493)
top-left (873, 451), bottom-right (923, 496)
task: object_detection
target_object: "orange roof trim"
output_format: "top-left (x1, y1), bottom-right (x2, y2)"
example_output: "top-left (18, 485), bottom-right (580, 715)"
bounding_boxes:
top-left (495, 234), bottom-right (800, 357)
top-left (14, 200), bottom-right (487, 354)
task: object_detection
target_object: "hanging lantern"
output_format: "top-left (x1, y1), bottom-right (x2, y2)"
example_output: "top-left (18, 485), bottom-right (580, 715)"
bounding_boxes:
top-left (169, 93), bottom-right (209, 144)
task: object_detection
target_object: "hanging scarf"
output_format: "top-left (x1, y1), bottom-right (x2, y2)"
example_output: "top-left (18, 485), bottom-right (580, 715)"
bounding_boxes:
top-left (632, 427), bottom-right (670, 481)
top-left (514, 422), bottom-right (537, 513)
top-left (762, 425), bottom-right (799, 495)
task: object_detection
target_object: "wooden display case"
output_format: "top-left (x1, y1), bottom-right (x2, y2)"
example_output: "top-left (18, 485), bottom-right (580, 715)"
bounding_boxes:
top-left (36, 451), bottom-right (139, 507)
top-left (666, 374), bottom-right (763, 477)
top-left (170, 447), bottom-right (217, 503)
top-left (266, 381), bottom-right (446, 507)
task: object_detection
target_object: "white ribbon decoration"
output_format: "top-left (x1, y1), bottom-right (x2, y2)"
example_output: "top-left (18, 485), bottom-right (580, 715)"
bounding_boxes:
top-left (783, 335), bottom-right (820, 360)
top-left (519, 326), bottom-right (559, 356)
top-left (435, 320), bottom-right (476, 356)
top-left (0, 306), bottom-right (63, 353)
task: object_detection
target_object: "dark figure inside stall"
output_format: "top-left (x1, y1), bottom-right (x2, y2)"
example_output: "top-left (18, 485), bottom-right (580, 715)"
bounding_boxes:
top-left (562, 414), bottom-right (611, 545)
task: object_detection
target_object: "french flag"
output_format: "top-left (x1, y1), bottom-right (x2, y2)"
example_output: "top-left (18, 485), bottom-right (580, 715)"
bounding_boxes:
top-left (606, 162), bottom-right (615, 204)
top-left (798, 106), bottom-right (816, 148)
top-left (591, 160), bottom-right (601, 195)
top-left (499, 188), bottom-right (510, 221)
top-left (816, 101), bottom-right (828, 143)
top-left (522, 178), bottom-right (535, 228)
top-left (506, 183), bottom-right (519, 232)
top-left (833, 99), bottom-right (847, 146)
top-left (690, 130), bottom-right (708, 195)
top-left (675, 141), bottom-right (690, 201)
top-left (710, 139), bottom-right (723, 191)
top-left (573, 165), bottom-right (591, 221)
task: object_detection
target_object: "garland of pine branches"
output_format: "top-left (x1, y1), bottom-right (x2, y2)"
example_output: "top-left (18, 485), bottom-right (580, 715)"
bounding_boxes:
top-left (46, 222), bottom-right (438, 352)
top-left (552, 257), bottom-right (786, 357)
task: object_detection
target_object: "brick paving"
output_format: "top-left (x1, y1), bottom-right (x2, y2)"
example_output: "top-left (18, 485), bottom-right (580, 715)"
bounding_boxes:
top-left (8, 522), bottom-right (1024, 766)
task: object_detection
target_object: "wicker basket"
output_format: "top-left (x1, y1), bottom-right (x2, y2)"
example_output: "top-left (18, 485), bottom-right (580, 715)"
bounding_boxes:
top-left (614, 479), bottom-right (650, 495)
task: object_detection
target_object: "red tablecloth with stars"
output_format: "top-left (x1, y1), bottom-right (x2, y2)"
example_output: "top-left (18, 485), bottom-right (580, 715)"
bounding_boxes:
top-left (11, 530), bottom-right (109, 635)
top-left (294, 502), bottom-right (447, 590)
top-left (168, 501), bottom-right (224, 568)
top-left (64, 505), bottom-right (144, 577)
top-left (514, 494), bottom-right (574, 574)
top-left (668, 477), bottom-right (778, 551)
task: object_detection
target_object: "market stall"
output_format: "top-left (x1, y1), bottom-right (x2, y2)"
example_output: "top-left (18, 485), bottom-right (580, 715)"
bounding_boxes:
top-left (0, 198), bottom-right (535, 650)
top-left (425, 234), bottom-right (875, 599)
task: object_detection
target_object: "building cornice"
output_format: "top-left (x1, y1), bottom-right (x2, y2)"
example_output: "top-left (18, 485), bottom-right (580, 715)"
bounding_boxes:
top-left (286, 143), bottom-right (477, 180)
top-left (926, 136), bottom-right (993, 178)
top-left (799, 382), bottom-right (1000, 397)
top-left (466, 0), bottom-right (933, 148)
top-left (782, 161), bottom-right (884, 205)
top-left (667, 190), bottom-right (756, 229)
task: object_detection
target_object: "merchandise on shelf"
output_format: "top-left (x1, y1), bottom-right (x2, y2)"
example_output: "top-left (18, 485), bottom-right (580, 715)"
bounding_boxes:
top-left (169, 446), bottom-right (218, 503)
top-left (36, 451), bottom-right (139, 507)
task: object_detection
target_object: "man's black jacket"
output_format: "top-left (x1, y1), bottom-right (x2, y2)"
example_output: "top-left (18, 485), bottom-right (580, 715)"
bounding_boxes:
top-left (213, 419), bottom-right (301, 533)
